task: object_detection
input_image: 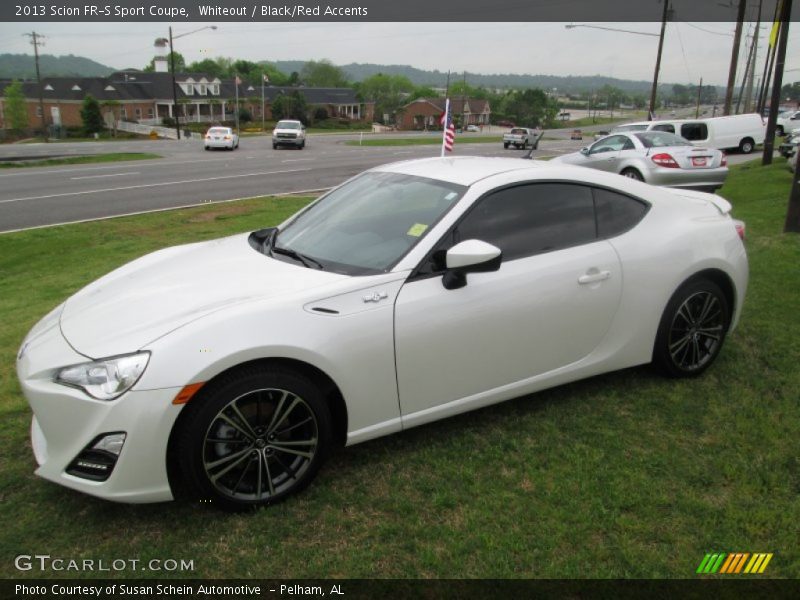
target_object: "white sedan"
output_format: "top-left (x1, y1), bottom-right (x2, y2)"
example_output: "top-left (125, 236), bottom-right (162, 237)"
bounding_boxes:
top-left (17, 157), bottom-right (748, 510)
top-left (204, 126), bottom-right (239, 150)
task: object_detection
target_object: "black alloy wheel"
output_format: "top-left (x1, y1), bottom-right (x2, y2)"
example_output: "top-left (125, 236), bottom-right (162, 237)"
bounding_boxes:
top-left (177, 366), bottom-right (332, 510)
top-left (654, 279), bottom-right (730, 377)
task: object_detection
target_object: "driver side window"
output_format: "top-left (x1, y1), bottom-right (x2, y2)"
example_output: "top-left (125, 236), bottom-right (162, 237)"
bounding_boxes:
top-left (590, 135), bottom-right (627, 154)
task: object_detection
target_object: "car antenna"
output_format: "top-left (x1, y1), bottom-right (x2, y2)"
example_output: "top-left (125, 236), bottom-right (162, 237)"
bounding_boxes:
top-left (523, 130), bottom-right (545, 160)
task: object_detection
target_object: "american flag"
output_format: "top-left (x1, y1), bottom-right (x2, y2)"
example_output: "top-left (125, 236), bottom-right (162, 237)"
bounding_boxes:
top-left (440, 98), bottom-right (455, 153)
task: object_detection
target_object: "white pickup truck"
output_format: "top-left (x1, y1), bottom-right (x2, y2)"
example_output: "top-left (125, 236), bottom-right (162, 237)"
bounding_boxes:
top-left (503, 127), bottom-right (538, 149)
top-left (776, 110), bottom-right (800, 136)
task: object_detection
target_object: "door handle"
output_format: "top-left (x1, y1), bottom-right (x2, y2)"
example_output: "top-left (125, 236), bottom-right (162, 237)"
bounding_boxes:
top-left (578, 270), bottom-right (611, 284)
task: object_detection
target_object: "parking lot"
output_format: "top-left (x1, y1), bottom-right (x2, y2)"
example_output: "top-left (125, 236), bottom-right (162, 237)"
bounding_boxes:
top-left (0, 127), bottom-right (776, 233)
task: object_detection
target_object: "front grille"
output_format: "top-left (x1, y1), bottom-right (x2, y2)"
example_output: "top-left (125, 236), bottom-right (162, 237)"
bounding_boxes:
top-left (277, 133), bottom-right (297, 139)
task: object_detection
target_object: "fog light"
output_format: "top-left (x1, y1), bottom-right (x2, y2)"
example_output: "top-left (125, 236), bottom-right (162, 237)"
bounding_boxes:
top-left (66, 432), bottom-right (126, 481)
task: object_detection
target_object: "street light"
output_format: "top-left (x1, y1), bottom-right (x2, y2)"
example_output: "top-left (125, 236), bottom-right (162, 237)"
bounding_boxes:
top-left (168, 25), bottom-right (217, 140)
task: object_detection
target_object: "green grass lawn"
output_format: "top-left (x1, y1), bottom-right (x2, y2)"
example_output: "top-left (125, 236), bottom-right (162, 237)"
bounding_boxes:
top-left (0, 152), bottom-right (161, 169)
top-left (0, 163), bottom-right (798, 579)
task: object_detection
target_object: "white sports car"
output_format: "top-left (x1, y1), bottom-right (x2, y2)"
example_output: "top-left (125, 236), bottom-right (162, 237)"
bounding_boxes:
top-left (17, 157), bottom-right (748, 510)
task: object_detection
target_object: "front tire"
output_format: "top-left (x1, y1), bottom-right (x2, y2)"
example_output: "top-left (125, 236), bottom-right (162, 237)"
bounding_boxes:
top-left (176, 366), bottom-right (332, 510)
top-left (503, 142), bottom-right (510, 149)
top-left (653, 278), bottom-right (730, 377)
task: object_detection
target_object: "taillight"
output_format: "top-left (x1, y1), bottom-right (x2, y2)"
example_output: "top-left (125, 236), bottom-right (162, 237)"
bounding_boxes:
top-left (651, 153), bottom-right (680, 168)
top-left (205, 135), bottom-right (210, 139)
top-left (721, 153), bottom-right (728, 167)
top-left (734, 219), bottom-right (745, 240)
top-left (224, 135), bottom-right (231, 140)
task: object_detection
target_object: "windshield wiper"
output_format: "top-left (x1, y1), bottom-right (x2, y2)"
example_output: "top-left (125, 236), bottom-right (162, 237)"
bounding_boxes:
top-left (271, 245), bottom-right (324, 270)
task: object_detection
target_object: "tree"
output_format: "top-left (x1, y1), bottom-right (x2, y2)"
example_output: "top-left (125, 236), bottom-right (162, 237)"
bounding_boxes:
top-left (144, 51), bottom-right (185, 74)
top-left (497, 88), bottom-right (558, 128)
top-left (187, 58), bottom-right (226, 78)
top-left (300, 60), bottom-right (349, 87)
top-left (80, 94), bottom-right (104, 135)
top-left (3, 80), bottom-right (28, 132)
top-left (355, 73), bottom-right (415, 124)
top-left (271, 91), bottom-right (308, 122)
top-left (781, 81), bottom-right (800, 103)
top-left (411, 86), bottom-right (438, 100)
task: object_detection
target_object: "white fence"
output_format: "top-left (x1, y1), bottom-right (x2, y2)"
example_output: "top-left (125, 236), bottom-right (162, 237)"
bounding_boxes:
top-left (113, 120), bottom-right (204, 140)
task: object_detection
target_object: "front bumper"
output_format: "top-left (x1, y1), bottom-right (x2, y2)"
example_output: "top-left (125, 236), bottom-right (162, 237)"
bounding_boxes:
top-left (17, 323), bottom-right (183, 503)
top-left (273, 136), bottom-right (303, 147)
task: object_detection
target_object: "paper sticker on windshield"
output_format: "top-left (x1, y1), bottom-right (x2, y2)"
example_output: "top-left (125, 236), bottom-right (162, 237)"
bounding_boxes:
top-left (407, 223), bottom-right (428, 237)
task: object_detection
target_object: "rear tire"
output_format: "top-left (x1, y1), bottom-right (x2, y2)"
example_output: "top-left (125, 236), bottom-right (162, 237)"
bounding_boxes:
top-left (653, 278), bottom-right (730, 378)
top-left (176, 365), bottom-right (332, 511)
top-left (739, 138), bottom-right (755, 154)
top-left (621, 168), bottom-right (644, 181)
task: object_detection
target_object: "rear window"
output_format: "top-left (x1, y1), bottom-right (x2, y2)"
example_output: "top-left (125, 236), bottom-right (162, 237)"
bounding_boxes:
top-left (680, 123), bottom-right (709, 141)
top-left (510, 128), bottom-right (527, 134)
top-left (635, 131), bottom-right (692, 148)
top-left (208, 128), bottom-right (230, 135)
top-left (651, 124), bottom-right (675, 134)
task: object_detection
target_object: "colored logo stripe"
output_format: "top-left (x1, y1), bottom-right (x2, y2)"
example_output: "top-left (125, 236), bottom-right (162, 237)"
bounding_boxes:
top-left (697, 552), bottom-right (773, 574)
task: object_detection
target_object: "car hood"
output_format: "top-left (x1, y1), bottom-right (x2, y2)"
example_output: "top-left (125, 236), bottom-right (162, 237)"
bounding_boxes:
top-left (60, 233), bottom-right (345, 358)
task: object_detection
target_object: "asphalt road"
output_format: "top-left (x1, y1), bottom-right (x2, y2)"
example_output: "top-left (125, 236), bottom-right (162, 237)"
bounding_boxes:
top-left (0, 127), bottom-right (766, 233)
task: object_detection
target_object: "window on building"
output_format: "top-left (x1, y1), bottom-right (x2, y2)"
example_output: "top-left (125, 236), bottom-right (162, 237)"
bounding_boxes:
top-left (147, 108), bottom-right (154, 118)
top-left (135, 108), bottom-right (142, 118)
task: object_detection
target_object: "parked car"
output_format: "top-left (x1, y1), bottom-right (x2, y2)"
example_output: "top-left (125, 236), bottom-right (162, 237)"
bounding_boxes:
top-left (272, 120), bottom-right (306, 149)
top-left (788, 150), bottom-right (798, 173)
top-left (778, 127), bottom-right (800, 158)
top-left (613, 114), bottom-right (765, 153)
top-left (465, 124), bottom-right (480, 132)
top-left (570, 129), bottom-right (583, 140)
top-left (776, 110), bottom-right (800, 136)
top-left (593, 130), bottom-right (611, 141)
top-left (503, 127), bottom-right (536, 149)
top-left (204, 126), bottom-right (239, 151)
top-left (496, 120), bottom-right (516, 128)
top-left (552, 131), bottom-right (728, 192)
top-left (17, 156), bottom-right (748, 510)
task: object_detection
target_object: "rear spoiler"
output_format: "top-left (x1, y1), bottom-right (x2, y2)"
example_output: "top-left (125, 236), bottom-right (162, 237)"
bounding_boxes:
top-left (665, 188), bottom-right (732, 214)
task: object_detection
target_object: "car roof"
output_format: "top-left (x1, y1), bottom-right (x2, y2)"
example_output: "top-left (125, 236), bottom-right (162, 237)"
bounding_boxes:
top-left (373, 156), bottom-right (549, 186)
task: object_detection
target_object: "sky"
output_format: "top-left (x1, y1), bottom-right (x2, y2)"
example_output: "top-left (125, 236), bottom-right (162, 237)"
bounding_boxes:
top-left (1, 21), bottom-right (799, 88)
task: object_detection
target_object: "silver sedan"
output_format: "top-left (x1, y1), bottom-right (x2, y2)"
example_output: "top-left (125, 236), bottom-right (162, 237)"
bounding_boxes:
top-left (553, 131), bottom-right (728, 192)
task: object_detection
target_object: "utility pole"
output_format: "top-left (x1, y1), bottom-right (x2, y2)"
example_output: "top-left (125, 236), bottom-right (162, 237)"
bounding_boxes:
top-left (779, 1), bottom-right (799, 232)
top-left (757, 0), bottom-right (781, 114)
top-left (736, 23), bottom-right (758, 114)
top-left (741, 0), bottom-right (762, 113)
top-left (724, 0), bottom-right (747, 116)
top-left (461, 71), bottom-right (467, 131)
top-left (24, 32), bottom-right (47, 141)
top-left (648, 0), bottom-right (670, 119)
top-left (763, 0), bottom-right (790, 166)
top-left (696, 78), bottom-right (703, 118)
top-left (169, 26), bottom-right (181, 140)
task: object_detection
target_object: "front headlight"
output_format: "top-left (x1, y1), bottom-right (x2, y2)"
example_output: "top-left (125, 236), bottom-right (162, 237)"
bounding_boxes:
top-left (55, 352), bottom-right (150, 401)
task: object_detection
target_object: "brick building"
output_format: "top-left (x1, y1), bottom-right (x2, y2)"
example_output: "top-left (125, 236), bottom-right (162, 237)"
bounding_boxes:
top-left (399, 97), bottom-right (491, 130)
top-left (0, 72), bottom-right (374, 132)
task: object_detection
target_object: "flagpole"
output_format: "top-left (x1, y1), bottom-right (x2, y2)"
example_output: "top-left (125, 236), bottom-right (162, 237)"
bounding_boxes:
top-left (234, 74), bottom-right (240, 136)
top-left (441, 71), bottom-right (451, 158)
top-left (441, 98), bottom-right (450, 158)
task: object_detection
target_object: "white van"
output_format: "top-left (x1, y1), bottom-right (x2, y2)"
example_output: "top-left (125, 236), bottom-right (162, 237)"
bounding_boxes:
top-left (612, 113), bottom-right (766, 153)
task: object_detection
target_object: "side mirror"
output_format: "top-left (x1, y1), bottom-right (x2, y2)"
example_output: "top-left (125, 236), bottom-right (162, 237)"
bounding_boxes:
top-left (580, 147), bottom-right (590, 155)
top-left (442, 240), bottom-right (502, 290)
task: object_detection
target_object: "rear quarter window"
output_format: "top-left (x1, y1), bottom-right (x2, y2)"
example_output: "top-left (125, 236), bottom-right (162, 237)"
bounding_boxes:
top-left (593, 188), bottom-right (649, 238)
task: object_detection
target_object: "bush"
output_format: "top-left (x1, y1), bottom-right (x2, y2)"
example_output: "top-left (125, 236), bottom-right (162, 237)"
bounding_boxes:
top-left (161, 117), bottom-right (176, 127)
top-left (313, 107), bottom-right (329, 121)
top-left (238, 108), bottom-right (252, 123)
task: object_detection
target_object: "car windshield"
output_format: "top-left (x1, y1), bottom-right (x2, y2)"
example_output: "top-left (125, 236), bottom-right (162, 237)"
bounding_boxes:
top-left (276, 121), bottom-right (301, 129)
top-left (635, 131), bottom-right (692, 148)
top-left (273, 172), bottom-right (466, 275)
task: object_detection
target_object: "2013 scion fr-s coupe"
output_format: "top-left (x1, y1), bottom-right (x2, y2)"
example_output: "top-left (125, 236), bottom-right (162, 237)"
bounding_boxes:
top-left (17, 157), bottom-right (748, 510)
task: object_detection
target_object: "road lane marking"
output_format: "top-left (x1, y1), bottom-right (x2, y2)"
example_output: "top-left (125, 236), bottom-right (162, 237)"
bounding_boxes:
top-left (0, 187), bottom-right (333, 234)
top-left (281, 158), bottom-right (314, 162)
top-left (0, 168), bottom-right (312, 205)
top-left (70, 172), bottom-right (141, 180)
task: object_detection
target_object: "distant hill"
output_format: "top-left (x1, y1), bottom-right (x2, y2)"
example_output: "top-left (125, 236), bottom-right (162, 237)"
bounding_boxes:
top-left (0, 54), bottom-right (114, 79)
top-left (273, 60), bottom-right (717, 95)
